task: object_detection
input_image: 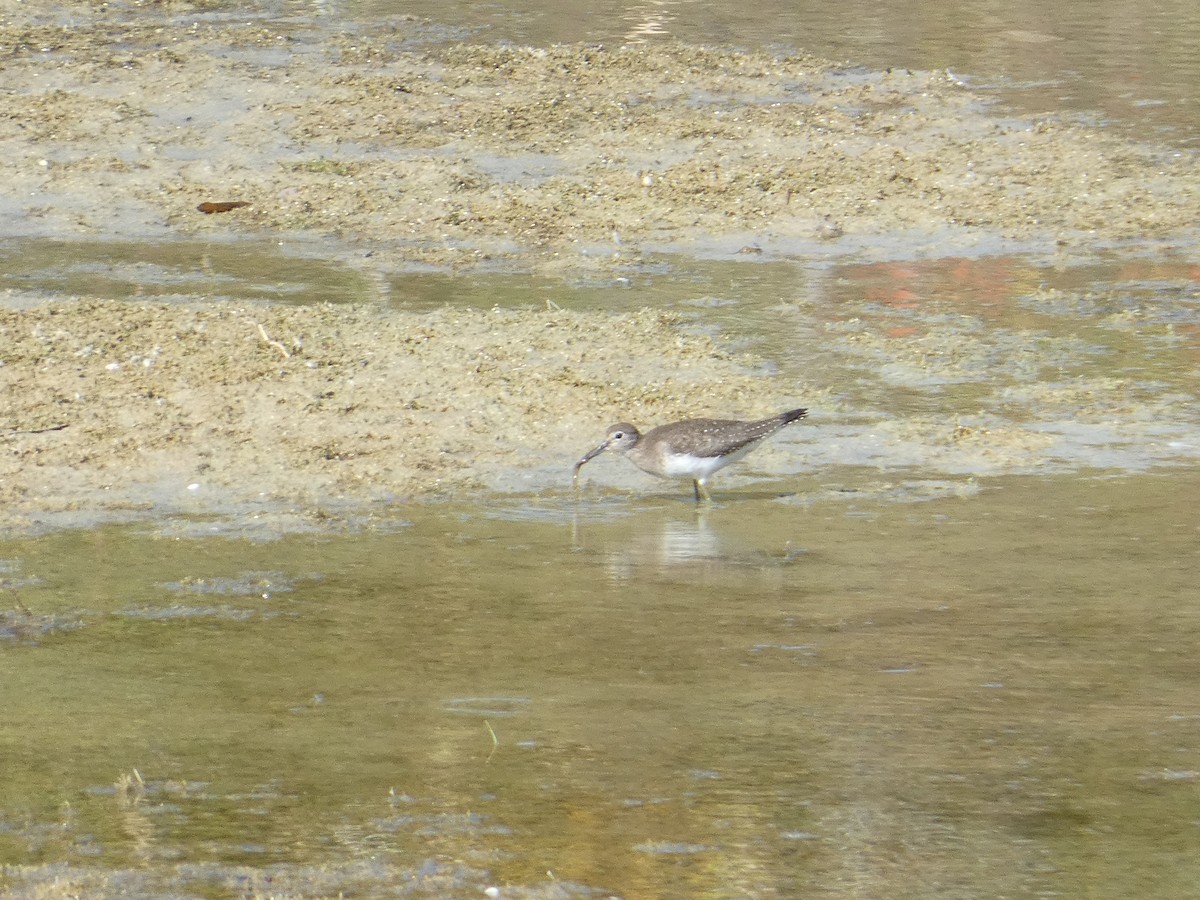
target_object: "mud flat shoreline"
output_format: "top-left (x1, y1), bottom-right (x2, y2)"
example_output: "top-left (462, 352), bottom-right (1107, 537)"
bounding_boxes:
top-left (5, 5), bottom-right (1198, 265)
top-left (2, 2), bottom-right (1199, 531)
top-left (1, 298), bottom-right (801, 532)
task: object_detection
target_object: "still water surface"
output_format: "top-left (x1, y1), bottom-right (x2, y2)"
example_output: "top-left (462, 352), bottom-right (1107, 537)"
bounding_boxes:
top-left (3, 473), bottom-right (1199, 896)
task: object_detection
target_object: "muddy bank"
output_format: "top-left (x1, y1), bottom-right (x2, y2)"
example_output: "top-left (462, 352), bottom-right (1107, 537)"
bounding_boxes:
top-left (0, 298), bottom-right (806, 531)
top-left (2, 2), bottom-right (1199, 532)
top-left (2, 4), bottom-right (1198, 270)
top-left (6, 285), bottom-right (1196, 534)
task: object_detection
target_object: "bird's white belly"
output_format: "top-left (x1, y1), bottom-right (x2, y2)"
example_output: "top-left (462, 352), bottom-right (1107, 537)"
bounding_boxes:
top-left (659, 443), bottom-right (756, 479)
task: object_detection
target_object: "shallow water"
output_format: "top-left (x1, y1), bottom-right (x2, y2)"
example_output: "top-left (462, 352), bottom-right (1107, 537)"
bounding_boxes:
top-left (3, 472), bottom-right (1199, 896)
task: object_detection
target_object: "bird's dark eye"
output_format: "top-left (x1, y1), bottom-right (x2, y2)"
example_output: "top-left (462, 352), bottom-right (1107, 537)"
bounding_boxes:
top-left (613, 431), bottom-right (624, 439)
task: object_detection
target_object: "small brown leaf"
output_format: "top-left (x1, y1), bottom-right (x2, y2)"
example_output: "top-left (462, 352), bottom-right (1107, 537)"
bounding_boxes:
top-left (197, 201), bottom-right (251, 214)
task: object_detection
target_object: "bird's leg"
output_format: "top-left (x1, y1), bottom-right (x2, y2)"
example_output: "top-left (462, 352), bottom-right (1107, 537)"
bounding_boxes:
top-left (693, 479), bottom-right (713, 503)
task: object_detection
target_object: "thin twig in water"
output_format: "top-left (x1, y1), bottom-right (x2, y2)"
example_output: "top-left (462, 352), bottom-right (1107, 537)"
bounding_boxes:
top-left (484, 719), bottom-right (499, 763)
top-left (255, 322), bottom-right (292, 359)
top-left (6, 423), bottom-right (68, 436)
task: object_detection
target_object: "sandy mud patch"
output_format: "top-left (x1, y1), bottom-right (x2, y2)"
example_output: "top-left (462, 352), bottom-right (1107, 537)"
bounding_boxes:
top-left (0, 297), bottom-right (804, 531)
top-left (2, 2), bottom-right (1199, 532)
top-left (1, 4), bottom-right (1198, 269)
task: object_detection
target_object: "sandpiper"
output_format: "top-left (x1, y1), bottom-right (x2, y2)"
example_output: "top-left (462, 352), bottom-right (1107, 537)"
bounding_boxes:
top-left (573, 408), bottom-right (808, 501)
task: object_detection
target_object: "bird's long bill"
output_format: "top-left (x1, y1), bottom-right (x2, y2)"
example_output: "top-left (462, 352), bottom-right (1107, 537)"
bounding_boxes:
top-left (571, 439), bottom-right (610, 483)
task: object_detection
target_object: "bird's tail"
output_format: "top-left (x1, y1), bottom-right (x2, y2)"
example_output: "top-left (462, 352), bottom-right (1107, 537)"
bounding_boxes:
top-left (782, 407), bottom-right (808, 425)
